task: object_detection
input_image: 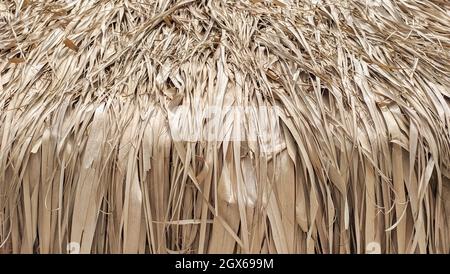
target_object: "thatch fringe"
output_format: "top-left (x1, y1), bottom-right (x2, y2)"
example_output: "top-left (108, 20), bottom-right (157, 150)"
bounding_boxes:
top-left (0, 0), bottom-right (449, 253)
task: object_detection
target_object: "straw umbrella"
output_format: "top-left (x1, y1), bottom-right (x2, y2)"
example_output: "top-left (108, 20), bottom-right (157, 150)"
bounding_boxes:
top-left (0, 0), bottom-right (449, 253)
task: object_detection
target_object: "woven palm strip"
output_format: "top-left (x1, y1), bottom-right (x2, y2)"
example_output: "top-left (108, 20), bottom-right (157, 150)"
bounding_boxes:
top-left (1, 0), bottom-right (450, 253)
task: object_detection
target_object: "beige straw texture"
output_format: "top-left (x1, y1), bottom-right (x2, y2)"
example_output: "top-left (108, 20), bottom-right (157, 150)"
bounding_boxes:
top-left (0, 0), bottom-right (449, 253)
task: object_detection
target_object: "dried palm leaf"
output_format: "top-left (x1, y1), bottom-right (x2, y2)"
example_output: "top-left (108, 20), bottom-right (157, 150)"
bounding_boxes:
top-left (0, 0), bottom-right (449, 254)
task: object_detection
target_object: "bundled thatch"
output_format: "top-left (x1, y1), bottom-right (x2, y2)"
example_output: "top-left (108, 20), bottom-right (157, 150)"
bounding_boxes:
top-left (0, 0), bottom-right (449, 254)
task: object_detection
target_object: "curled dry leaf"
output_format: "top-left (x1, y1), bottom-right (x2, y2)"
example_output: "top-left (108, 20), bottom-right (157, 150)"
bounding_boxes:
top-left (266, 69), bottom-right (279, 81)
top-left (63, 38), bottom-right (79, 52)
top-left (163, 15), bottom-right (173, 27)
top-left (8, 57), bottom-right (25, 64)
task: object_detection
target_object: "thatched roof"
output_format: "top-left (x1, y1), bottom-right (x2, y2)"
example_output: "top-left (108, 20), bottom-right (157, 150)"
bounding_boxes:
top-left (1, 0), bottom-right (449, 253)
